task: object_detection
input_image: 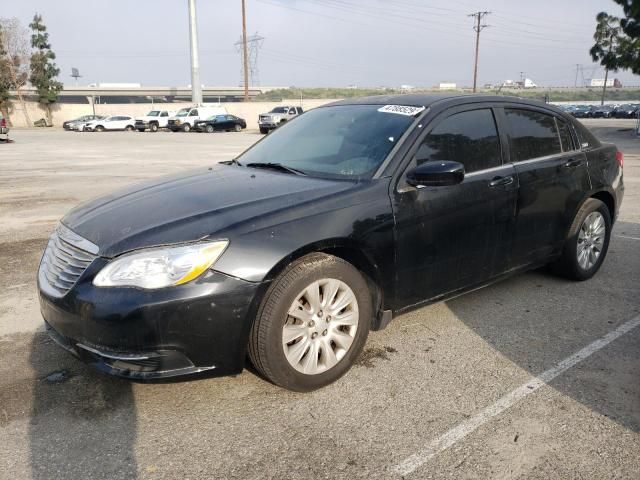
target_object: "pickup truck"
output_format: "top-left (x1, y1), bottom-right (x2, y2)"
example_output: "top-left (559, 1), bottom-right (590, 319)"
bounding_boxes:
top-left (135, 110), bottom-right (174, 132)
top-left (258, 106), bottom-right (303, 134)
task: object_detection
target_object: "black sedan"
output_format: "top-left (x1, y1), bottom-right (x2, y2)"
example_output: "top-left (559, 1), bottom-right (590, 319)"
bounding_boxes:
top-left (569, 105), bottom-right (593, 118)
top-left (195, 114), bottom-right (247, 133)
top-left (613, 104), bottom-right (639, 118)
top-left (38, 94), bottom-right (623, 391)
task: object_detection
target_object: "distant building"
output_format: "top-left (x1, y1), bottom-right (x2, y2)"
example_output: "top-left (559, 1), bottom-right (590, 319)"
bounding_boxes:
top-left (589, 78), bottom-right (622, 88)
top-left (400, 84), bottom-right (416, 91)
top-left (438, 82), bottom-right (457, 90)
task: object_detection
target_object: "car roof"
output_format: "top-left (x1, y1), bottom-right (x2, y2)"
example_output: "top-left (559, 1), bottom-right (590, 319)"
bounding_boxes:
top-left (327, 93), bottom-right (553, 109)
top-left (326, 93), bottom-right (569, 117)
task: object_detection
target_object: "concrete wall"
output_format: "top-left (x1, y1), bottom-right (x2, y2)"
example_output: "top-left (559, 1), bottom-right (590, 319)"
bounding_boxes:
top-left (5, 99), bottom-right (341, 130)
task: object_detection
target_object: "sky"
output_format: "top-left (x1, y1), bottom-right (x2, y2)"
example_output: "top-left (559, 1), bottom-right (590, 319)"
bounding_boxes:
top-left (3, 0), bottom-right (640, 88)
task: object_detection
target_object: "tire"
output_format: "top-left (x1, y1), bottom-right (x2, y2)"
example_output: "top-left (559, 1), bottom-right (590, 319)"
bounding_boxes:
top-left (551, 198), bottom-right (611, 281)
top-left (150, 123), bottom-right (159, 132)
top-left (205, 125), bottom-right (214, 133)
top-left (248, 253), bottom-right (372, 392)
top-left (234, 124), bottom-right (242, 132)
top-left (259, 127), bottom-right (268, 134)
top-left (95, 125), bottom-right (104, 132)
top-left (125, 125), bottom-right (134, 131)
top-left (182, 123), bottom-right (191, 132)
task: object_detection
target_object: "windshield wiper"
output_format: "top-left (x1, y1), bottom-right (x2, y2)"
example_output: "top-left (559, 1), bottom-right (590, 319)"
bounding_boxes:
top-left (220, 158), bottom-right (242, 166)
top-left (245, 162), bottom-right (306, 176)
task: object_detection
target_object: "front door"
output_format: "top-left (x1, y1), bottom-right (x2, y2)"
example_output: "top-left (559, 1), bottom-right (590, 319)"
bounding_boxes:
top-left (392, 106), bottom-right (518, 308)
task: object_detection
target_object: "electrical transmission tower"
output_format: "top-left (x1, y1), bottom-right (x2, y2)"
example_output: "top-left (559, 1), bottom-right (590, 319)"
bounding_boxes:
top-left (469, 11), bottom-right (490, 93)
top-left (235, 32), bottom-right (264, 92)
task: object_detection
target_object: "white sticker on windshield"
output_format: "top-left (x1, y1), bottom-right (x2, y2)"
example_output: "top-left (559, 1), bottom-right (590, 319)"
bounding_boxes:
top-left (378, 105), bottom-right (426, 116)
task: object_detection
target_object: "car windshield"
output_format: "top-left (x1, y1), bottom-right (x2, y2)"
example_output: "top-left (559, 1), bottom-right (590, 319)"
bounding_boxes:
top-left (176, 109), bottom-right (190, 117)
top-left (270, 107), bottom-right (288, 113)
top-left (238, 104), bottom-right (419, 179)
top-left (147, 111), bottom-right (160, 116)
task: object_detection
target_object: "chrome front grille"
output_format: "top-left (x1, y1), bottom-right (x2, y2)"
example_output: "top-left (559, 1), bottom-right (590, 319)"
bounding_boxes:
top-left (39, 224), bottom-right (98, 297)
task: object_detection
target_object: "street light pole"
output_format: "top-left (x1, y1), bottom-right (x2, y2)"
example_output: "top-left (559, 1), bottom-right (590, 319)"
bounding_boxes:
top-left (188, 0), bottom-right (203, 105)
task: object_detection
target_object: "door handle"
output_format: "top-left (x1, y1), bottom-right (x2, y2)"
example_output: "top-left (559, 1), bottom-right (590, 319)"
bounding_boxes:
top-left (488, 175), bottom-right (514, 187)
top-left (564, 158), bottom-right (585, 168)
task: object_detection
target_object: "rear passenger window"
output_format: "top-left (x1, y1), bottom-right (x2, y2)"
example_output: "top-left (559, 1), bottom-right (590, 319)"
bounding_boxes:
top-left (557, 118), bottom-right (575, 152)
top-left (416, 109), bottom-right (502, 173)
top-left (505, 109), bottom-right (561, 161)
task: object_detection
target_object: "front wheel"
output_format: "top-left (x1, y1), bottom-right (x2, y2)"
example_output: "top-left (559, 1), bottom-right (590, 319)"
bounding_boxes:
top-left (234, 124), bottom-right (242, 132)
top-left (259, 127), bottom-right (268, 134)
top-left (205, 125), bottom-right (214, 133)
top-left (94, 125), bottom-right (104, 132)
top-left (182, 123), bottom-right (191, 132)
top-left (150, 123), bottom-right (159, 132)
top-left (551, 198), bottom-right (611, 281)
top-left (248, 253), bottom-right (371, 392)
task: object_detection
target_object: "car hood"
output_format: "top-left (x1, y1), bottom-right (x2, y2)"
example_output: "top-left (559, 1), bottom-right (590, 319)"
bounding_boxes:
top-left (62, 165), bottom-right (353, 257)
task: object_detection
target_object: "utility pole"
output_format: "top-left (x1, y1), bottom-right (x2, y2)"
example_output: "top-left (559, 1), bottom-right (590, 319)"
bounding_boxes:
top-left (241, 0), bottom-right (249, 101)
top-left (574, 64), bottom-right (580, 88)
top-left (469, 11), bottom-right (490, 93)
top-left (188, 0), bottom-right (203, 105)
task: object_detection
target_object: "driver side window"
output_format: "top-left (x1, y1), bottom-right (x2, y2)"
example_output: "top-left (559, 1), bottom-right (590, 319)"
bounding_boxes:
top-left (416, 109), bottom-right (502, 173)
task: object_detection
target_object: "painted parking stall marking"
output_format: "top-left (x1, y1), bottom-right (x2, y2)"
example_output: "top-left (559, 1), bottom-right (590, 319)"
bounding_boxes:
top-left (391, 315), bottom-right (640, 477)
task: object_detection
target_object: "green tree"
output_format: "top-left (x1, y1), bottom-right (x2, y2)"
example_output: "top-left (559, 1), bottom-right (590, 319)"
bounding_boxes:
top-left (611, 0), bottom-right (640, 74)
top-left (0, 23), bottom-right (10, 115)
top-left (29, 13), bottom-right (62, 124)
top-left (590, 12), bottom-right (622, 104)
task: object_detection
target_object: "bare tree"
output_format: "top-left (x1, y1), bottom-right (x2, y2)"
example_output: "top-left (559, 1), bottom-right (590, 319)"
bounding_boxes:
top-left (0, 18), bottom-right (31, 125)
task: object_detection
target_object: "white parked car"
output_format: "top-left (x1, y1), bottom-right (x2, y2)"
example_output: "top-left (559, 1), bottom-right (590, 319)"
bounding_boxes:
top-left (135, 110), bottom-right (175, 132)
top-left (83, 115), bottom-right (136, 132)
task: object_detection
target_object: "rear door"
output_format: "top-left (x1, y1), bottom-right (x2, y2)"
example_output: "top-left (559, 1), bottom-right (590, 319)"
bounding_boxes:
top-left (502, 107), bottom-right (590, 265)
top-left (392, 105), bottom-right (518, 307)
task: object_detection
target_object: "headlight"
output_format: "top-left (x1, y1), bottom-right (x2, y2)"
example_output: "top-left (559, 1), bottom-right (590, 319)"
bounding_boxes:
top-left (93, 240), bottom-right (228, 289)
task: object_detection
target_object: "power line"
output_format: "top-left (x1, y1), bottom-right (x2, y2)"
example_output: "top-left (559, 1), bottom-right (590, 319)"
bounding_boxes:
top-left (469, 11), bottom-right (490, 93)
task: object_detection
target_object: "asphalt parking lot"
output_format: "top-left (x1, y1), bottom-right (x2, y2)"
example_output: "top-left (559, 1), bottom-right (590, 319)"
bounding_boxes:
top-left (0, 121), bottom-right (639, 479)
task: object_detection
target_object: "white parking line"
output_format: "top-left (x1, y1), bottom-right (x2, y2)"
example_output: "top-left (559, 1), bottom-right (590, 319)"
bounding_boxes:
top-left (615, 234), bottom-right (640, 241)
top-left (392, 315), bottom-right (640, 477)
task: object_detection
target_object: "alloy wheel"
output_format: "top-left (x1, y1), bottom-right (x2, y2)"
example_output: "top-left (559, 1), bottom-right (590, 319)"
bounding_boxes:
top-left (282, 278), bottom-right (359, 375)
top-left (577, 211), bottom-right (605, 270)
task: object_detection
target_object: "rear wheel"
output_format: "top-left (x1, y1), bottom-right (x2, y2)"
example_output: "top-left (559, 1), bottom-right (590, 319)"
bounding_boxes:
top-left (125, 125), bottom-right (134, 132)
top-left (551, 198), bottom-right (611, 281)
top-left (248, 253), bottom-right (371, 392)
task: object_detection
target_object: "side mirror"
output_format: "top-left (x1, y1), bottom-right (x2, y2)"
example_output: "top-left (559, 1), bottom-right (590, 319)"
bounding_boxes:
top-left (406, 160), bottom-right (465, 187)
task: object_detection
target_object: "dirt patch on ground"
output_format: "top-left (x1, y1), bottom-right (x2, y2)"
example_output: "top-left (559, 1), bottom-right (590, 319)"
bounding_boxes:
top-left (0, 237), bottom-right (48, 289)
top-left (355, 345), bottom-right (397, 368)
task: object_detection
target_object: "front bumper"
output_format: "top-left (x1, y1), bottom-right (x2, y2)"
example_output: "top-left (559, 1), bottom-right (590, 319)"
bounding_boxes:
top-left (38, 258), bottom-right (262, 380)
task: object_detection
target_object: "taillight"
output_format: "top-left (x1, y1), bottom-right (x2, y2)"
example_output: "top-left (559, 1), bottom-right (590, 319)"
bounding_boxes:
top-left (0, 118), bottom-right (5, 127)
top-left (616, 150), bottom-right (624, 168)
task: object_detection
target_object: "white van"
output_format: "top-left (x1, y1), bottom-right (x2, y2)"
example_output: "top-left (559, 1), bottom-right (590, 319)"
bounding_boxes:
top-left (167, 105), bottom-right (228, 132)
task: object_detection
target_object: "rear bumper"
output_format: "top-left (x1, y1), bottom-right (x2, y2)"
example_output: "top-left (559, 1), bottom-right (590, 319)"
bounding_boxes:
top-left (38, 260), bottom-right (263, 380)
